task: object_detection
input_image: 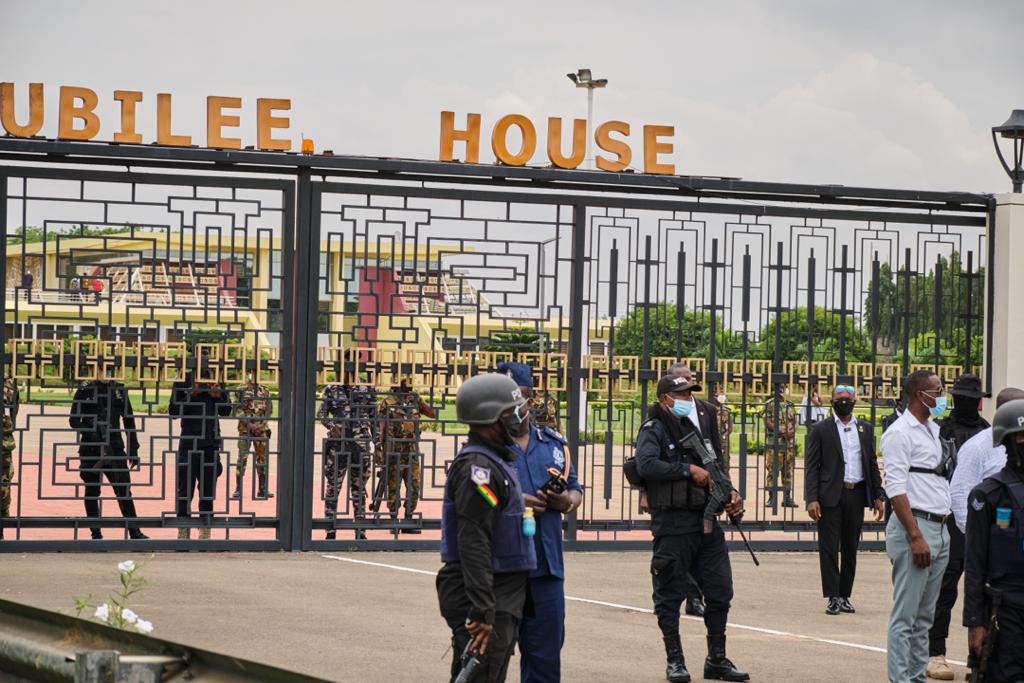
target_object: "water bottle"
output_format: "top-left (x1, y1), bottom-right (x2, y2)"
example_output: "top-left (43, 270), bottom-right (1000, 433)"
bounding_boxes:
top-left (522, 507), bottom-right (536, 537)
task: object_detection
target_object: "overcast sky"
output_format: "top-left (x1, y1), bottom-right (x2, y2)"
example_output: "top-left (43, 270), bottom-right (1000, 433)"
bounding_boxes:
top-left (2, 1), bottom-right (1022, 194)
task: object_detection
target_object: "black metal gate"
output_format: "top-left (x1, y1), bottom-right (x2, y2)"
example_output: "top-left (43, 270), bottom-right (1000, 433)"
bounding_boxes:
top-left (0, 139), bottom-right (992, 550)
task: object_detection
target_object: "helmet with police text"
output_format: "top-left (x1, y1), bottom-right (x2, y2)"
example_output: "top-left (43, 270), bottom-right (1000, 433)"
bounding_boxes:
top-left (456, 373), bottom-right (528, 425)
top-left (992, 400), bottom-right (1024, 469)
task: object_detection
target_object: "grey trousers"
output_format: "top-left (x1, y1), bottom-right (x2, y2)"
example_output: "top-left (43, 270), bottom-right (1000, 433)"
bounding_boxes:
top-left (885, 514), bottom-right (949, 683)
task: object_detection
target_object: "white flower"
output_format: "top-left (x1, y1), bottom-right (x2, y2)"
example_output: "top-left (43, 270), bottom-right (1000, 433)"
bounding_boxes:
top-left (134, 619), bottom-right (154, 634)
top-left (117, 560), bottom-right (136, 573)
top-left (94, 603), bottom-right (110, 622)
top-left (121, 608), bottom-right (138, 624)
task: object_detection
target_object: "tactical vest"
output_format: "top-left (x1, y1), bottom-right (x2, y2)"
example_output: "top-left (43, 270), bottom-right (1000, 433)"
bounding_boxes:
top-left (987, 470), bottom-right (1024, 585)
top-left (644, 421), bottom-right (708, 511)
top-left (440, 444), bottom-right (537, 574)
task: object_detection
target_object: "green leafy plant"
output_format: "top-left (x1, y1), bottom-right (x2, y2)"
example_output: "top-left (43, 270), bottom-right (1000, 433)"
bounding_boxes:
top-left (73, 558), bottom-right (154, 634)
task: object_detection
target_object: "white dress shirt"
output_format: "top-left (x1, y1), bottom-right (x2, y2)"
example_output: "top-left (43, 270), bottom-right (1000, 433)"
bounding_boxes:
top-left (684, 398), bottom-right (702, 434)
top-left (834, 414), bottom-right (863, 484)
top-left (879, 409), bottom-right (951, 516)
top-left (949, 427), bottom-right (1006, 533)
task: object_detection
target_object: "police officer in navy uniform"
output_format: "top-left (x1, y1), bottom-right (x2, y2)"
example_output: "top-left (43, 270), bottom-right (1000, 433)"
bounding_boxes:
top-left (498, 362), bottom-right (584, 682)
top-left (963, 398), bottom-right (1024, 682)
top-left (637, 374), bottom-right (749, 683)
top-left (437, 373), bottom-right (537, 683)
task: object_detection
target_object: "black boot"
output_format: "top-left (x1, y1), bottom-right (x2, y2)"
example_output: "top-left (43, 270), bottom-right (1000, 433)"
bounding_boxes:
top-left (257, 467), bottom-right (274, 499)
top-left (232, 472), bottom-right (243, 499)
top-left (663, 634), bottom-right (691, 683)
top-left (90, 528), bottom-right (103, 540)
top-left (782, 490), bottom-right (798, 508)
top-left (400, 511), bottom-right (421, 534)
top-left (704, 635), bottom-right (749, 681)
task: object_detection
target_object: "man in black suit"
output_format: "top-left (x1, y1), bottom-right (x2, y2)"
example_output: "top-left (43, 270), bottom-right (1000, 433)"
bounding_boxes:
top-left (804, 385), bottom-right (885, 615)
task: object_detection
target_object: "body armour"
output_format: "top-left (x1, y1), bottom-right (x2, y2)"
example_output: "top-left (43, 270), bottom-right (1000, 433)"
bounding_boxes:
top-left (440, 443), bottom-right (537, 574)
top-left (987, 469), bottom-right (1024, 585)
top-left (642, 419), bottom-right (708, 511)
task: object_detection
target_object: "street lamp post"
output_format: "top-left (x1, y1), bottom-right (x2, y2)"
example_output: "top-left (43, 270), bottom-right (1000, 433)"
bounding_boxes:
top-left (566, 68), bottom-right (608, 169)
top-left (992, 109), bottom-right (1024, 193)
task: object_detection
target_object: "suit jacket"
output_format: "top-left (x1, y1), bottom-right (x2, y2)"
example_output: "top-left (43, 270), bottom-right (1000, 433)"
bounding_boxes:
top-left (804, 416), bottom-right (884, 508)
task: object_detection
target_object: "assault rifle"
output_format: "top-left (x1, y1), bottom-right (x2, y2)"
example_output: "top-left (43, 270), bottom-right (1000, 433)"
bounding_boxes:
top-left (970, 586), bottom-right (1002, 683)
top-left (454, 639), bottom-right (484, 683)
top-left (680, 432), bottom-right (760, 567)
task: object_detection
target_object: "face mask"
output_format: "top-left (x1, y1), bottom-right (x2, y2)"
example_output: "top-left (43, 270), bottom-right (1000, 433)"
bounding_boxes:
top-left (921, 392), bottom-right (947, 419)
top-left (1006, 440), bottom-right (1024, 471)
top-left (832, 399), bottom-right (855, 418)
top-left (670, 399), bottom-right (693, 418)
top-left (501, 405), bottom-right (530, 439)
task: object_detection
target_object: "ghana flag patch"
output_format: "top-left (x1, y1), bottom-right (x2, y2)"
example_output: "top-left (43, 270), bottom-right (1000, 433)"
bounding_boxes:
top-left (475, 484), bottom-right (499, 507)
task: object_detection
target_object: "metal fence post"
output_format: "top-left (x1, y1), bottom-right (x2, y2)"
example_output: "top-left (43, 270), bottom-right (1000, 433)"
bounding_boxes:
top-left (564, 202), bottom-right (587, 542)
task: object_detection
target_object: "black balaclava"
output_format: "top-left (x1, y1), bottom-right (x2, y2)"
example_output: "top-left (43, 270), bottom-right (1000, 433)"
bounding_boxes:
top-left (951, 394), bottom-right (982, 426)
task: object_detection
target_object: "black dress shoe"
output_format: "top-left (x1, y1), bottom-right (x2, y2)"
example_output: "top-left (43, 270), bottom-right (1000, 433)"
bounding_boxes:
top-left (128, 530), bottom-right (149, 540)
top-left (825, 597), bottom-right (842, 615)
top-left (684, 596), bottom-right (706, 617)
top-left (355, 530), bottom-right (367, 540)
top-left (90, 529), bottom-right (103, 540)
top-left (325, 530), bottom-right (336, 540)
top-left (839, 598), bottom-right (856, 613)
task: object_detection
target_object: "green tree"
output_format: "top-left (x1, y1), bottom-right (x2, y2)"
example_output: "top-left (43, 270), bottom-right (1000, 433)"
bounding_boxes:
top-left (9, 224), bottom-right (149, 244)
top-left (482, 327), bottom-right (546, 353)
top-left (758, 306), bottom-right (871, 363)
top-left (612, 303), bottom-right (726, 358)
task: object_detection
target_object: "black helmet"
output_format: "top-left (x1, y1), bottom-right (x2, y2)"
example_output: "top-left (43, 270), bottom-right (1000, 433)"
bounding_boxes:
top-left (992, 399), bottom-right (1024, 448)
top-left (456, 373), bottom-right (527, 425)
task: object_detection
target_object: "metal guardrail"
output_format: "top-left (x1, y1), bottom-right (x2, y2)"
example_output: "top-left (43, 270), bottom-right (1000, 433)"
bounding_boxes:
top-left (0, 598), bottom-right (330, 682)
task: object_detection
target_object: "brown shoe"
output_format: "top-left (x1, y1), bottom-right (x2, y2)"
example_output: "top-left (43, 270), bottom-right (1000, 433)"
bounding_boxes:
top-left (926, 656), bottom-right (954, 680)
top-left (177, 528), bottom-right (190, 540)
top-left (198, 527), bottom-right (211, 540)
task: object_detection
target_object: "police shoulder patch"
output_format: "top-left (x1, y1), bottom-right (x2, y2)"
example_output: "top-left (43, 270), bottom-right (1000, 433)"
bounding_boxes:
top-left (470, 465), bottom-right (491, 485)
top-left (971, 497), bottom-right (986, 512)
top-left (542, 426), bottom-right (567, 444)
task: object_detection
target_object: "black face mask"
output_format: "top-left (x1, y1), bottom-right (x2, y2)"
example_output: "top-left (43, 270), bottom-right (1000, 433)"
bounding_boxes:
top-left (832, 399), bottom-right (855, 418)
top-left (1006, 439), bottom-right (1024, 472)
top-left (501, 407), bottom-right (530, 440)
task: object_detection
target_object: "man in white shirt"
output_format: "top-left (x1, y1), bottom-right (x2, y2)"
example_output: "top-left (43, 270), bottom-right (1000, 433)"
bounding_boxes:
top-left (880, 370), bottom-right (952, 683)
top-left (949, 387), bottom-right (1024, 534)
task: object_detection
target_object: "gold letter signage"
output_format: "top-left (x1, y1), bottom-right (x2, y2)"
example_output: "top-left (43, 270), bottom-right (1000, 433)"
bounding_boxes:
top-left (0, 82), bottom-right (294, 151)
top-left (440, 111), bottom-right (677, 175)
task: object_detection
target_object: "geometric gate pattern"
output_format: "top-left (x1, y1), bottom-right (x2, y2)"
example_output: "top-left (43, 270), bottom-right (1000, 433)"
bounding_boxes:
top-left (0, 141), bottom-right (992, 550)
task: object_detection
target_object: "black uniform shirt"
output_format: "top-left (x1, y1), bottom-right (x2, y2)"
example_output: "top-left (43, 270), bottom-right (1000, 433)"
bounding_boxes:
top-left (963, 468), bottom-right (1024, 627)
top-left (635, 414), bottom-right (707, 536)
top-left (437, 436), bottom-right (528, 625)
top-left (69, 381), bottom-right (139, 458)
top-left (170, 376), bottom-right (232, 448)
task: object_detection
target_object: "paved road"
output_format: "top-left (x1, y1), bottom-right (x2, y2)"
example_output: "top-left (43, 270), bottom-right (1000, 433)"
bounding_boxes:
top-left (1, 550), bottom-right (968, 682)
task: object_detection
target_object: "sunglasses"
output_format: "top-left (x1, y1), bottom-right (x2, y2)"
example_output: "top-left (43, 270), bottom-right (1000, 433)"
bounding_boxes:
top-left (834, 385), bottom-right (857, 394)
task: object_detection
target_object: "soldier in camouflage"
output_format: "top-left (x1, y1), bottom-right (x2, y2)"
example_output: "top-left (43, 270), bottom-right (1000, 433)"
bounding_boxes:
top-left (530, 388), bottom-right (562, 433)
top-left (318, 366), bottom-right (377, 541)
top-left (377, 378), bottom-right (436, 532)
top-left (232, 370), bottom-right (274, 500)
top-left (716, 393), bottom-right (734, 471)
top-left (1, 377), bottom-right (18, 539)
top-left (763, 387), bottom-right (799, 508)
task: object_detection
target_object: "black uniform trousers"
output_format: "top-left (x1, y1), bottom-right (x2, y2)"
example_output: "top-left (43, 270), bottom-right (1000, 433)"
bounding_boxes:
top-left (929, 518), bottom-right (966, 656)
top-left (651, 526), bottom-right (734, 638)
top-left (437, 567), bottom-right (527, 683)
top-left (79, 452), bottom-right (140, 530)
top-left (985, 600), bottom-right (1024, 682)
top-left (175, 440), bottom-right (222, 522)
top-left (817, 482), bottom-right (866, 598)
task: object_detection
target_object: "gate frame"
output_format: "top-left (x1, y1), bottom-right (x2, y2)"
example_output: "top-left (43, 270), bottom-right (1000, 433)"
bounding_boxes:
top-left (0, 138), bottom-right (994, 551)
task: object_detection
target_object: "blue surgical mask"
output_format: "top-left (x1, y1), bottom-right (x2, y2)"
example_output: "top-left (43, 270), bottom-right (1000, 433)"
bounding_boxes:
top-left (929, 396), bottom-right (948, 419)
top-left (670, 399), bottom-right (693, 418)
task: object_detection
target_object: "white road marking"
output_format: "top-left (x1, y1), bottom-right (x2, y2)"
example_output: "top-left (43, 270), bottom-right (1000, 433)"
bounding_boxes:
top-left (321, 554), bottom-right (966, 667)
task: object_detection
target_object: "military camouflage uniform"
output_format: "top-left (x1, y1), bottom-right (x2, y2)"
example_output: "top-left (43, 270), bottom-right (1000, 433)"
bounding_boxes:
top-left (378, 391), bottom-right (425, 516)
top-left (233, 381), bottom-right (273, 498)
top-left (530, 390), bottom-right (562, 433)
top-left (1, 378), bottom-right (18, 522)
top-left (763, 395), bottom-right (798, 501)
top-left (318, 384), bottom-right (377, 524)
top-left (717, 403), bottom-right (734, 470)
